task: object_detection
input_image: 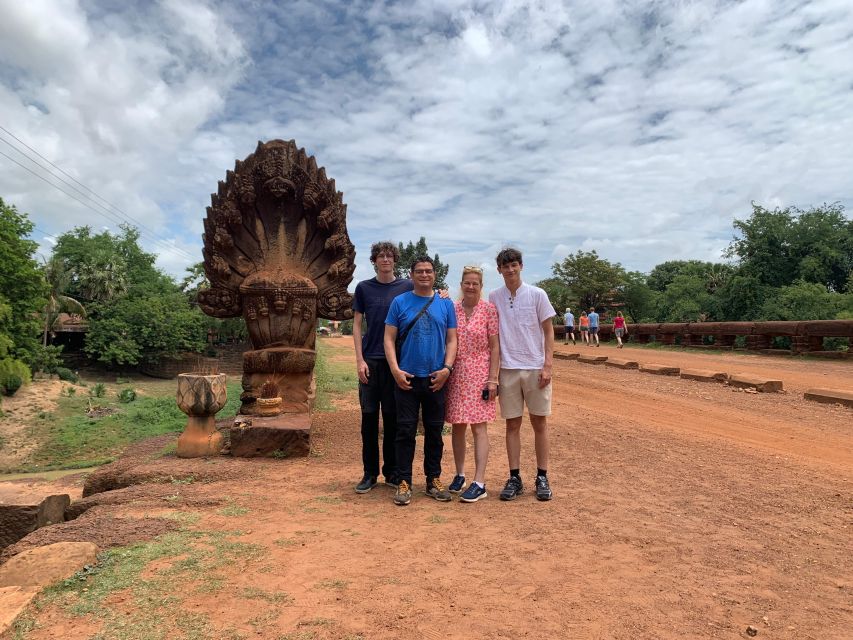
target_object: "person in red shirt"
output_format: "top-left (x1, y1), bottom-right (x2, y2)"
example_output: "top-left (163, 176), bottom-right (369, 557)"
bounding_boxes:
top-left (613, 311), bottom-right (628, 349)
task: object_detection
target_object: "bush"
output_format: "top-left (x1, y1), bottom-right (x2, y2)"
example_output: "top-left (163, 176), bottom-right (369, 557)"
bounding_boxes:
top-left (0, 358), bottom-right (32, 386)
top-left (90, 383), bottom-right (106, 398)
top-left (26, 344), bottom-right (64, 374)
top-left (56, 367), bottom-right (79, 383)
top-left (2, 374), bottom-right (22, 396)
top-left (118, 388), bottom-right (137, 403)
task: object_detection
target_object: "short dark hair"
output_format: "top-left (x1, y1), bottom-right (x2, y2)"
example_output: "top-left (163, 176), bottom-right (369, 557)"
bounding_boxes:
top-left (369, 241), bottom-right (400, 264)
top-left (495, 247), bottom-right (523, 267)
top-left (410, 255), bottom-right (434, 271)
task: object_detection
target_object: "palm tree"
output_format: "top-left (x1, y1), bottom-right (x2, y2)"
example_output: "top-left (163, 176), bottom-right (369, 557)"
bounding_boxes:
top-left (78, 256), bottom-right (128, 303)
top-left (42, 256), bottom-right (86, 346)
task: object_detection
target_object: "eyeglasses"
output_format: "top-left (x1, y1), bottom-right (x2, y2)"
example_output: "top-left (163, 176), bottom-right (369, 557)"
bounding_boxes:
top-left (413, 269), bottom-right (434, 275)
top-left (375, 253), bottom-right (395, 261)
top-left (462, 265), bottom-right (483, 274)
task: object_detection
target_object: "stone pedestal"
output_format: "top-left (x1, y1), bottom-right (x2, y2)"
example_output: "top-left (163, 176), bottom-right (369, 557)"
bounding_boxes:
top-left (229, 413), bottom-right (311, 458)
top-left (176, 373), bottom-right (227, 458)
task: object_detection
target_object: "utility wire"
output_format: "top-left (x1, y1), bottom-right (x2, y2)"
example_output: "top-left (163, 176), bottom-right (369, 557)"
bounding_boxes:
top-left (0, 127), bottom-right (197, 261)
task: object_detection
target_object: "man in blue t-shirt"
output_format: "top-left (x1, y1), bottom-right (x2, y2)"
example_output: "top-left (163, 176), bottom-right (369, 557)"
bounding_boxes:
top-left (588, 307), bottom-right (600, 347)
top-left (352, 242), bottom-right (413, 494)
top-left (384, 256), bottom-right (457, 506)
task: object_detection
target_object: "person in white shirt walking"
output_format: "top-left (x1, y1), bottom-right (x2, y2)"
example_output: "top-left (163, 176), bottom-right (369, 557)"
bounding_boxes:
top-left (488, 248), bottom-right (556, 501)
top-left (563, 308), bottom-right (575, 345)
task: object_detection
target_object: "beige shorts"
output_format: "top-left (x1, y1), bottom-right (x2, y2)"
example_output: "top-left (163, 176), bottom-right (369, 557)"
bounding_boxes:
top-left (498, 368), bottom-right (552, 419)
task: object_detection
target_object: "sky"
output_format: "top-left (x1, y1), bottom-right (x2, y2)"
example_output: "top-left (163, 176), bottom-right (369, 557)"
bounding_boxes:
top-left (1, 0), bottom-right (852, 294)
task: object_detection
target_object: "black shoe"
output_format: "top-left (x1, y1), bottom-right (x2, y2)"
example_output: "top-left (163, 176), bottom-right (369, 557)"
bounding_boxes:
top-left (355, 475), bottom-right (377, 494)
top-left (534, 475), bottom-right (553, 501)
top-left (425, 477), bottom-right (452, 502)
top-left (499, 476), bottom-right (523, 501)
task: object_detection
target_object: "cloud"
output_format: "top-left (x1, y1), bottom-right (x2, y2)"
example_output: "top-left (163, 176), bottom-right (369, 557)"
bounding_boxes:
top-left (1, 0), bottom-right (851, 288)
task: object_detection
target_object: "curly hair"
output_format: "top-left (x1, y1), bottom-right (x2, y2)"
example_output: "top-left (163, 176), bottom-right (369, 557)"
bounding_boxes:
top-left (369, 241), bottom-right (400, 264)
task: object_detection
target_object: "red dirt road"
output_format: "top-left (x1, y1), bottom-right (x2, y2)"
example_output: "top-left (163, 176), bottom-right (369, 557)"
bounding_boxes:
top-left (9, 340), bottom-right (853, 639)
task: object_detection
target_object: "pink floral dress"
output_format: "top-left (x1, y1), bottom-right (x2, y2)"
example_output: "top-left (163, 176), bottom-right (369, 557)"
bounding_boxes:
top-left (445, 299), bottom-right (499, 424)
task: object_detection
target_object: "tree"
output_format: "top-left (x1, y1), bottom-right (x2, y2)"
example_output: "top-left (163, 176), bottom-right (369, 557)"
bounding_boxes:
top-left (41, 255), bottom-right (86, 346)
top-left (394, 237), bottom-right (449, 289)
top-left (619, 271), bottom-right (657, 322)
top-left (657, 275), bottom-right (719, 322)
top-left (726, 202), bottom-right (852, 291)
top-left (647, 260), bottom-right (733, 293)
top-left (535, 277), bottom-right (573, 317)
top-left (551, 250), bottom-right (625, 310)
top-left (0, 198), bottom-right (48, 363)
top-left (758, 281), bottom-right (850, 321)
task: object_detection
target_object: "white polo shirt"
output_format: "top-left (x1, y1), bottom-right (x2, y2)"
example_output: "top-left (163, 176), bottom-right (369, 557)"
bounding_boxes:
top-left (488, 283), bottom-right (556, 370)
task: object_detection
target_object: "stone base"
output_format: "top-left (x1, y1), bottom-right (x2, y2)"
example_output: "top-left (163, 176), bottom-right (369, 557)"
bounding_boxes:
top-left (680, 369), bottom-right (728, 383)
top-left (554, 352), bottom-right (580, 360)
top-left (604, 358), bottom-right (639, 369)
top-left (578, 354), bottom-right (608, 364)
top-left (229, 413), bottom-right (311, 458)
top-left (640, 364), bottom-right (680, 376)
top-left (803, 388), bottom-right (853, 408)
top-left (729, 374), bottom-right (783, 392)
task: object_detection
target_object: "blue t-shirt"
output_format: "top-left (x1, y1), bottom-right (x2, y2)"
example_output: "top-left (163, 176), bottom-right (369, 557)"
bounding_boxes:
top-left (385, 292), bottom-right (457, 377)
top-left (588, 311), bottom-right (599, 328)
top-left (353, 277), bottom-right (414, 359)
top-left (565, 312), bottom-right (575, 327)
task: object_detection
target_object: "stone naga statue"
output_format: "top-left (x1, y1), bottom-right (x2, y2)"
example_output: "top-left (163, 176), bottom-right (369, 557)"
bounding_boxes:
top-left (197, 140), bottom-right (355, 415)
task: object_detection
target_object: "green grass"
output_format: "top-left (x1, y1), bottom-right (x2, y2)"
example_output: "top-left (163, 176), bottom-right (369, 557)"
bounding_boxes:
top-left (14, 528), bottom-right (272, 640)
top-left (3, 379), bottom-right (242, 473)
top-left (314, 341), bottom-right (357, 411)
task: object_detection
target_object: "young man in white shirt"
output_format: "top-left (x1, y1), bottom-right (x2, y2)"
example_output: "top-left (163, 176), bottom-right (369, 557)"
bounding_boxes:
top-left (488, 248), bottom-right (556, 501)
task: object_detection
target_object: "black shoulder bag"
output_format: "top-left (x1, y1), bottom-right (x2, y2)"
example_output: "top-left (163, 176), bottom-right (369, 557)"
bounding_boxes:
top-left (395, 295), bottom-right (435, 360)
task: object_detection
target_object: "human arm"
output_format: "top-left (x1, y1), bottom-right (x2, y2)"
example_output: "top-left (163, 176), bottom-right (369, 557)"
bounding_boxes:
top-left (430, 327), bottom-right (457, 391)
top-left (384, 323), bottom-right (412, 390)
top-left (352, 311), bottom-right (369, 384)
top-left (487, 333), bottom-right (500, 400)
top-left (539, 318), bottom-right (554, 388)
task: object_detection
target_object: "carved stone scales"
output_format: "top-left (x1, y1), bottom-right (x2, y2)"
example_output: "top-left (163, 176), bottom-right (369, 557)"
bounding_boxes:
top-left (198, 140), bottom-right (355, 417)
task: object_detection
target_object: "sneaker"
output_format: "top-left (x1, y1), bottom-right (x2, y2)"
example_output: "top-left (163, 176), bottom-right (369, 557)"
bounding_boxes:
top-left (448, 474), bottom-right (466, 493)
top-left (499, 476), bottom-right (524, 501)
top-left (534, 475), bottom-right (553, 501)
top-left (394, 480), bottom-right (412, 506)
top-left (424, 477), bottom-right (452, 502)
top-left (460, 483), bottom-right (488, 503)
top-left (355, 475), bottom-right (377, 494)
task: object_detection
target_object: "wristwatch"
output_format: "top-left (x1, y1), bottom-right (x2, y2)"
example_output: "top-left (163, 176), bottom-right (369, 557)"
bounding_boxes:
top-left (443, 364), bottom-right (454, 373)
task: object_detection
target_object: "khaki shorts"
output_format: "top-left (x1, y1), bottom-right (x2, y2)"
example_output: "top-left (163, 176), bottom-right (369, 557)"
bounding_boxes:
top-left (498, 368), bottom-right (552, 419)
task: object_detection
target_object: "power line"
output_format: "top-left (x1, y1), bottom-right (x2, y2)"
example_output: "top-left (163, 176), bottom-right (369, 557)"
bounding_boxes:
top-left (0, 127), bottom-right (197, 261)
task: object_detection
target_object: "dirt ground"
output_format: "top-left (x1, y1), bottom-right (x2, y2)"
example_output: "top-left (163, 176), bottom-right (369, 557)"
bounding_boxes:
top-left (3, 339), bottom-right (853, 639)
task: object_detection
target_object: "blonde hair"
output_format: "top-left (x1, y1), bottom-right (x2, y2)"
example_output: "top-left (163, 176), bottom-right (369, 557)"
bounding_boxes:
top-left (461, 265), bottom-right (484, 285)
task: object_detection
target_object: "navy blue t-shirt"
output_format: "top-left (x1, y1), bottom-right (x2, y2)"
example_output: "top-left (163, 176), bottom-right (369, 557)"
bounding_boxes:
top-left (353, 277), bottom-right (414, 359)
top-left (385, 292), bottom-right (457, 377)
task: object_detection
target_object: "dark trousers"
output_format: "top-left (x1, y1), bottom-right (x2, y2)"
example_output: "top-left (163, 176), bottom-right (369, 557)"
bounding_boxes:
top-left (394, 377), bottom-right (446, 485)
top-left (359, 358), bottom-right (398, 479)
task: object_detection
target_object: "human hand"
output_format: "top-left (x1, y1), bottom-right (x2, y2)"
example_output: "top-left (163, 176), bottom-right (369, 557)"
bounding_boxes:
top-left (437, 288), bottom-right (450, 299)
top-left (393, 368), bottom-right (413, 390)
top-left (356, 359), bottom-right (369, 384)
top-left (538, 365), bottom-right (552, 388)
top-left (429, 367), bottom-right (450, 391)
top-left (486, 381), bottom-right (498, 401)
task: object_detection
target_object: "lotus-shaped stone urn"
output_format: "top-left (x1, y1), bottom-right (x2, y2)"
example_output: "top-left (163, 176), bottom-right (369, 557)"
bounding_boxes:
top-left (176, 373), bottom-right (227, 457)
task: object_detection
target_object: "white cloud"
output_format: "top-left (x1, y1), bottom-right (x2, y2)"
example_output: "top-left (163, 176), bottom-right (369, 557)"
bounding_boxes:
top-left (0, 0), bottom-right (851, 288)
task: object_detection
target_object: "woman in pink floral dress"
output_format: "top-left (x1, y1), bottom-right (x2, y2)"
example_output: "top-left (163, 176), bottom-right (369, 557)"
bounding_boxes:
top-left (445, 266), bottom-right (500, 502)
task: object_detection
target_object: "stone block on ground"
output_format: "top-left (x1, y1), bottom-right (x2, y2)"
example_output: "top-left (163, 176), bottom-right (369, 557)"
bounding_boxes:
top-left (0, 541), bottom-right (98, 588)
top-left (729, 374), bottom-right (783, 392)
top-left (640, 364), bottom-right (680, 376)
top-left (578, 354), bottom-right (608, 364)
top-left (803, 388), bottom-right (853, 408)
top-left (554, 352), bottom-right (580, 360)
top-left (0, 495), bottom-right (70, 552)
top-left (229, 413), bottom-right (311, 458)
top-left (680, 369), bottom-right (728, 383)
top-left (604, 358), bottom-right (639, 369)
top-left (0, 585), bottom-right (40, 636)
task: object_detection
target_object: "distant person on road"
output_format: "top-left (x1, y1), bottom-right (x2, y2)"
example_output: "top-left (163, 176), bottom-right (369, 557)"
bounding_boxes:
top-left (384, 256), bottom-right (458, 507)
top-left (613, 311), bottom-right (628, 349)
top-left (579, 311), bottom-right (590, 345)
top-left (563, 308), bottom-right (575, 345)
top-left (488, 247), bottom-right (556, 502)
top-left (588, 307), bottom-right (600, 347)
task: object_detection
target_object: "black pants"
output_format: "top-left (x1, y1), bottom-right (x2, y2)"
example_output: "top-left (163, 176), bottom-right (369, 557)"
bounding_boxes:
top-left (359, 358), bottom-right (398, 479)
top-left (394, 377), bottom-right (446, 485)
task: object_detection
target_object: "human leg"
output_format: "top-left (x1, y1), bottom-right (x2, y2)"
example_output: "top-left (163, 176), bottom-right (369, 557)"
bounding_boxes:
top-left (451, 423), bottom-right (467, 476)
top-left (393, 385), bottom-right (420, 487)
top-left (529, 413), bottom-right (550, 472)
top-left (471, 422), bottom-right (489, 484)
top-left (356, 360), bottom-right (383, 492)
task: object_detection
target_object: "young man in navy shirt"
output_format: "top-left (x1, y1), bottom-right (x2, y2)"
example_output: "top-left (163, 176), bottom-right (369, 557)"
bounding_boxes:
top-left (383, 256), bottom-right (457, 506)
top-left (352, 242), bottom-right (413, 493)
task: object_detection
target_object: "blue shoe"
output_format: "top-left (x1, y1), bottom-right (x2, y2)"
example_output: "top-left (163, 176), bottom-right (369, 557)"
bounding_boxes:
top-left (460, 483), bottom-right (487, 503)
top-left (448, 474), bottom-right (466, 493)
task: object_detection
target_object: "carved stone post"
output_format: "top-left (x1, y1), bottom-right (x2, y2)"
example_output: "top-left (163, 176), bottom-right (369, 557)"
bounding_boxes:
top-left (175, 373), bottom-right (227, 457)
